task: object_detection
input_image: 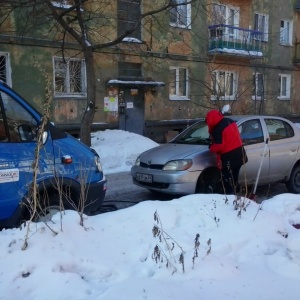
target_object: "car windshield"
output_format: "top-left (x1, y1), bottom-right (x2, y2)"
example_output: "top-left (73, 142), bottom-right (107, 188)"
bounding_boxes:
top-left (171, 121), bottom-right (211, 145)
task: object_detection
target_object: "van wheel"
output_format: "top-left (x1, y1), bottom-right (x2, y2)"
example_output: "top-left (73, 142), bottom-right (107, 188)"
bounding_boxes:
top-left (35, 193), bottom-right (69, 223)
top-left (195, 168), bottom-right (221, 194)
top-left (286, 165), bottom-right (300, 194)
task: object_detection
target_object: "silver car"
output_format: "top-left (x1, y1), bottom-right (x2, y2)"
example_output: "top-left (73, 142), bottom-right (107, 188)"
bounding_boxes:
top-left (131, 115), bottom-right (300, 195)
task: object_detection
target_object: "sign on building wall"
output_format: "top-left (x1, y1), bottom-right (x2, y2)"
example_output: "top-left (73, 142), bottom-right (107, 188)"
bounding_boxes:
top-left (104, 87), bottom-right (118, 113)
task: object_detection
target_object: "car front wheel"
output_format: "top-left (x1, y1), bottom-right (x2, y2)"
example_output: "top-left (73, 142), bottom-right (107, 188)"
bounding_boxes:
top-left (35, 193), bottom-right (71, 223)
top-left (286, 165), bottom-right (300, 193)
top-left (195, 168), bottom-right (222, 194)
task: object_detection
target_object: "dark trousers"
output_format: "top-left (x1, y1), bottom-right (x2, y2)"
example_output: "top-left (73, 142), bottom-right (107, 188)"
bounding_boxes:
top-left (221, 162), bottom-right (241, 194)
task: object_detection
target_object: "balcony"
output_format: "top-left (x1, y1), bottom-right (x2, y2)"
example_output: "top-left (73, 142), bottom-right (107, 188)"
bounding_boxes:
top-left (208, 25), bottom-right (264, 58)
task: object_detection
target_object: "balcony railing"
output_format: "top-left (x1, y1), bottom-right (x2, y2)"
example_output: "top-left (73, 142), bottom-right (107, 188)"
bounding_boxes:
top-left (208, 24), bottom-right (264, 58)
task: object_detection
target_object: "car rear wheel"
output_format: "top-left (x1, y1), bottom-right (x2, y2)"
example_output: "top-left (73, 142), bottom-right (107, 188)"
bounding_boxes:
top-left (195, 168), bottom-right (221, 194)
top-left (286, 165), bottom-right (300, 194)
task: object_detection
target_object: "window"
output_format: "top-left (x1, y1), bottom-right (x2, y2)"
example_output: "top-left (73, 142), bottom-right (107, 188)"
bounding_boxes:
top-left (118, 0), bottom-right (141, 40)
top-left (252, 73), bottom-right (264, 100)
top-left (0, 91), bottom-right (37, 142)
top-left (211, 71), bottom-right (238, 100)
top-left (265, 119), bottom-right (294, 141)
top-left (170, 0), bottom-right (191, 29)
top-left (0, 53), bottom-right (11, 86)
top-left (210, 3), bottom-right (239, 38)
top-left (280, 20), bottom-right (293, 45)
top-left (278, 74), bottom-right (291, 100)
top-left (239, 119), bottom-right (264, 145)
top-left (169, 67), bottom-right (189, 100)
top-left (53, 57), bottom-right (86, 97)
top-left (254, 13), bottom-right (269, 42)
top-left (118, 62), bottom-right (142, 80)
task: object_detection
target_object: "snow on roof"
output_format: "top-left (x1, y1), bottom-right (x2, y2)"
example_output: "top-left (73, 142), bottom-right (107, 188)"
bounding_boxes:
top-left (209, 48), bottom-right (263, 57)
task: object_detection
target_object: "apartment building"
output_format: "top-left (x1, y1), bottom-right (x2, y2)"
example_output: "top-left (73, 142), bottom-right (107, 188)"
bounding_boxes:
top-left (207, 0), bottom-right (299, 117)
top-left (0, 0), bottom-right (299, 142)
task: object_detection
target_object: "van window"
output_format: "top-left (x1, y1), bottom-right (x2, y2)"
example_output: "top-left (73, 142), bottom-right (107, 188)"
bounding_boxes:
top-left (0, 103), bottom-right (7, 141)
top-left (0, 91), bottom-right (37, 142)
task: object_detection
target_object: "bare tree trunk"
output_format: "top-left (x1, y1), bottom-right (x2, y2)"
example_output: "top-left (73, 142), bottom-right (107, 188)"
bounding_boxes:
top-left (80, 47), bottom-right (96, 146)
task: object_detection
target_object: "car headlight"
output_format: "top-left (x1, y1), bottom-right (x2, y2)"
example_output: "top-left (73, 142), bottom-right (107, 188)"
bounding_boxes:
top-left (163, 159), bottom-right (193, 171)
top-left (91, 148), bottom-right (103, 173)
top-left (134, 155), bottom-right (141, 166)
top-left (94, 155), bottom-right (103, 172)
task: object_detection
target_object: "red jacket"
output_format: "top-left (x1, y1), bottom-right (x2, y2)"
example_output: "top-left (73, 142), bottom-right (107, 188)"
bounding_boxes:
top-left (206, 110), bottom-right (247, 168)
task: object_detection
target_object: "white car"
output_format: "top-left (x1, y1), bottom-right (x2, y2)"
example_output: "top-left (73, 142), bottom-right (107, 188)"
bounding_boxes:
top-left (131, 115), bottom-right (300, 195)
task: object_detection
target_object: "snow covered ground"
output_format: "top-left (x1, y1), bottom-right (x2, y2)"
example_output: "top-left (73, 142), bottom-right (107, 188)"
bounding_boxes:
top-left (0, 130), bottom-right (299, 300)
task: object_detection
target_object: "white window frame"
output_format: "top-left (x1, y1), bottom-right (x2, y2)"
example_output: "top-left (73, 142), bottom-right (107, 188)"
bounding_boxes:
top-left (254, 13), bottom-right (269, 42)
top-left (278, 74), bottom-right (291, 100)
top-left (53, 57), bottom-right (87, 98)
top-left (0, 52), bottom-right (12, 87)
top-left (280, 20), bottom-right (293, 45)
top-left (211, 70), bottom-right (238, 101)
top-left (169, 0), bottom-right (191, 29)
top-left (252, 73), bottom-right (264, 100)
top-left (211, 3), bottom-right (240, 39)
top-left (169, 67), bottom-right (189, 101)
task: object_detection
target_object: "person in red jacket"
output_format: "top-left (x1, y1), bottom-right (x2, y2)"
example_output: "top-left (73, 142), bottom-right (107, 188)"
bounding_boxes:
top-left (205, 109), bottom-right (248, 194)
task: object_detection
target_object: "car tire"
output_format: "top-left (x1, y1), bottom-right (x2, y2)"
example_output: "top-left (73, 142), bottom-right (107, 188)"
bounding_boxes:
top-left (286, 164), bottom-right (300, 194)
top-left (196, 168), bottom-right (221, 194)
top-left (35, 193), bottom-right (70, 223)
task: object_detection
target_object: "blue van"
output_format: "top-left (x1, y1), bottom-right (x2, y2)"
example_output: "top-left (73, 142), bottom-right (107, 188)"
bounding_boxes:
top-left (0, 80), bottom-right (107, 228)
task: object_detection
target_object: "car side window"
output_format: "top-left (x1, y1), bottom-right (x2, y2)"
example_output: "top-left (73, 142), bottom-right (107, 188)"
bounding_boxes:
top-left (239, 119), bottom-right (264, 145)
top-left (265, 118), bottom-right (294, 141)
top-left (0, 91), bottom-right (38, 143)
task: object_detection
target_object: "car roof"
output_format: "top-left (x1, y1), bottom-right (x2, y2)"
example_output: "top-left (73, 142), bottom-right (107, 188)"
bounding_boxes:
top-left (226, 115), bottom-right (292, 121)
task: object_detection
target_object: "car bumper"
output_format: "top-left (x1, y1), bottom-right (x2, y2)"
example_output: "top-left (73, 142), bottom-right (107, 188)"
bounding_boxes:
top-left (131, 166), bottom-right (200, 195)
top-left (84, 178), bottom-right (107, 215)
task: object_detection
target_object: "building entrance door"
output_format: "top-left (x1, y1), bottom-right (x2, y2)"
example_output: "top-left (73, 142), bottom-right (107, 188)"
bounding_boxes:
top-left (119, 88), bottom-right (144, 135)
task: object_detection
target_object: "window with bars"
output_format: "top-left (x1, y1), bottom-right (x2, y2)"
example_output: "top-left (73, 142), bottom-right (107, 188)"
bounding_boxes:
top-left (0, 53), bottom-right (11, 86)
top-left (211, 70), bottom-right (238, 100)
top-left (169, 67), bottom-right (189, 100)
top-left (278, 74), bottom-right (291, 100)
top-left (252, 73), bottom-right (264, 100)
top-left (170, 0), bottom-right (191, 29)
top-left (53, 57), bottom-right (86, 97)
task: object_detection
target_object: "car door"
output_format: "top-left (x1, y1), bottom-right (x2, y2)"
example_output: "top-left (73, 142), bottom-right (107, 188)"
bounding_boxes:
top-left (0, 89), bottom-right (54, 221)
top-left (238, 118), bottom-right (270, 185)
top-left (264, 118), bottom-right (299, 182)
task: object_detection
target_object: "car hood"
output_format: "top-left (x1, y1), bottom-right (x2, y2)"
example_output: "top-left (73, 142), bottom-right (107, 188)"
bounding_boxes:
top-left (139, 143), bottom-right (211, 165)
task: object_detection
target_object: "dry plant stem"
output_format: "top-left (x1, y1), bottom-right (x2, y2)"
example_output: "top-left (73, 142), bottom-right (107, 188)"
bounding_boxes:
top-left (22, 64), bottom-right (53, 250)
top-left (203, 200), bottom-right (219, 227)
top-left (152, 244), bottom-right (178, 274)
top-left (192, 233), bottom-right (200, 269)
top-left (253, 202), bottom-right (264, 221)
top-left (153, 211), bottom-right (184, 262)
top-left (202, 238), bottom-right (212, 260)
